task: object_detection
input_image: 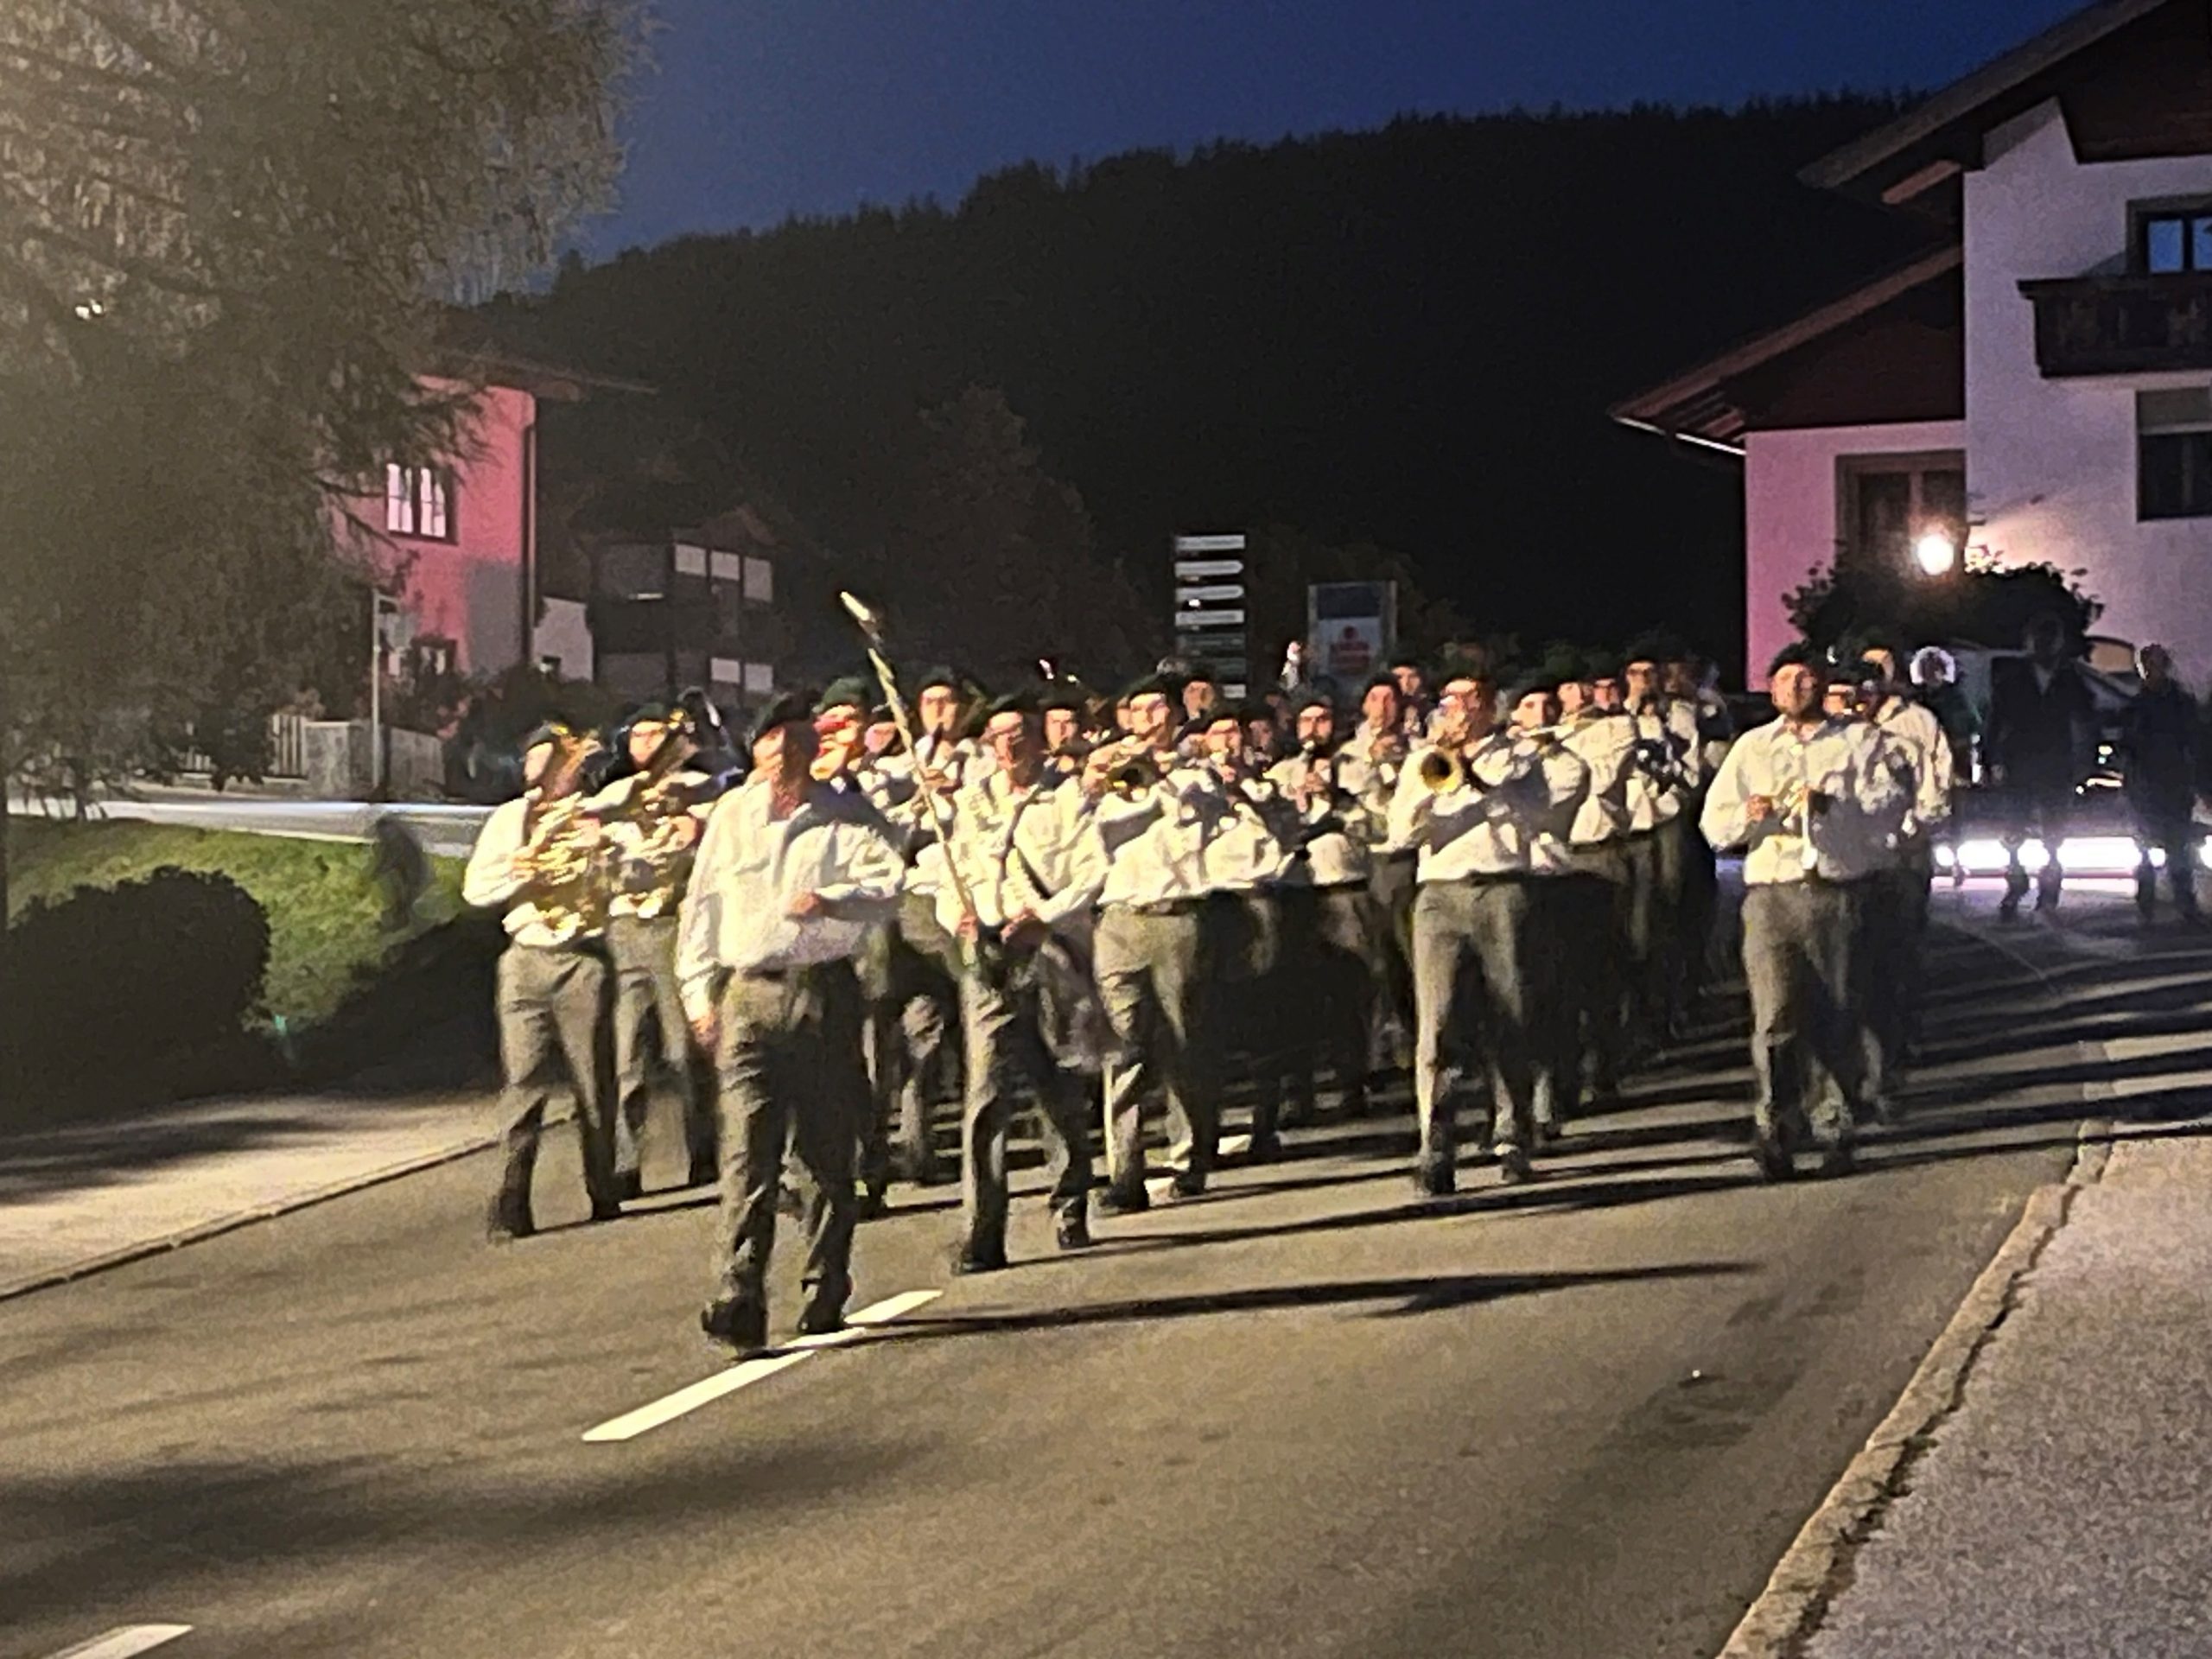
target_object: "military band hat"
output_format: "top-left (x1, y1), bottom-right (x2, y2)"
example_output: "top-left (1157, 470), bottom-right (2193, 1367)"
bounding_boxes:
top-left (1122, 672), bottom-right (1180, 705)
top-left (1582, 648), bottom-right (1623, 681)
top-left (915, 664), bottom-right (963, 696)
top-left (1624, 627), bottom-right (1688, 667)
top-left (817, 675), bottom-right (874, 716)
top-left (1532, 643), bottom-right (1587, 690)
top-left (1502, 668), bottom-right (1559, 709)
top-left (747, 691), bottom-right (817, 748)
top-left (1291, 686), bottom-right (1336, 717)
top-left (518, 721), bottom-right (571, 755)
top-left (1039, 680), bottom-right (1088, 714)
top-left (980, 689), bottom-right (1044, 724)
top-left (626, 702), bottom-right (672, 727)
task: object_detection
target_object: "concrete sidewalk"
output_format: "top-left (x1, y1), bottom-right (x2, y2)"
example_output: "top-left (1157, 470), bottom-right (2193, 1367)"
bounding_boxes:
top-left (1804, 1120), bottom-right (2212, 1658)
top-left (0, 1087), bottom-right (507, 1300)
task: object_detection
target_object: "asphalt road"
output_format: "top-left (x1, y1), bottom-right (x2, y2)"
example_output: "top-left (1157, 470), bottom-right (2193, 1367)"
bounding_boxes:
top-left (6, 893), bottom-right (2178, 1659)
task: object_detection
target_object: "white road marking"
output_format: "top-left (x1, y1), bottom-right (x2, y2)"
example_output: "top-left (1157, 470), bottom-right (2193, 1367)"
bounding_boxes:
top-left (46, 1628), bottom-right (193, 1659)
top-left (582, 1289), bottom-right (941, 1443)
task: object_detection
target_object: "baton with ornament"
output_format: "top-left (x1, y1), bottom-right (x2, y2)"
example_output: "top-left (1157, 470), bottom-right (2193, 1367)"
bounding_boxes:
top-left (838, 592), bottom-right (1001, 981)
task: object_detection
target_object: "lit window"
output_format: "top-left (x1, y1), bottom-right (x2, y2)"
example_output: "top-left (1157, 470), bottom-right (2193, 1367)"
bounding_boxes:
top-left (744, 556), bottom-right (773, 603)
top-left (385, 463), bottom-right (453, 540)
top-left (743, 662), bottom-right (773, 693)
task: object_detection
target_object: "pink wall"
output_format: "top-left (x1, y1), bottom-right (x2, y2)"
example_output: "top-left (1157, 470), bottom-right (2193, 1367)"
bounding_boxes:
top-left (1742, 419), bottom-right (1967, 684)
top-left (335, 378), bottom-right (537, 677)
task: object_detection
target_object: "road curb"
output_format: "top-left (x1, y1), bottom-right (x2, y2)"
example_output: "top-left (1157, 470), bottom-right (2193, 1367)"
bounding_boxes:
top-left (1715, 1116), bottom-right (2113, 1659)
top-left (0, 1128), bottom-right (507, 1305)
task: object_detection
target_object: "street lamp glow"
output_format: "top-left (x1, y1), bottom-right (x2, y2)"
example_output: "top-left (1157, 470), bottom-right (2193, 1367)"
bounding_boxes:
top-left (1914, 531), bottom-right (1960, 576)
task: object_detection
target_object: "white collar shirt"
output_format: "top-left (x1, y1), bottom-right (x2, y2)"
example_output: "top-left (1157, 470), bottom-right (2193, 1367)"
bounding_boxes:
top-left (1385, 731), bottom-right (1584, 882)
top-left (462, 791), bottom-right (607, 948)
top-left (1266, 749), bottom-right (1376, 888)
top-left (676, 778), bottom-right (904, 1018)
top-left (1873, 696), bottom-right (1955, 838)
top-left (931, 766), bottom-right (1106, 937)
top-left (1094, 755), bottom-right (1291, 906)
top-left (1700, 715), bottom-right (1909, 886)
top-left (1561, 710), bottom-right (1637, 847)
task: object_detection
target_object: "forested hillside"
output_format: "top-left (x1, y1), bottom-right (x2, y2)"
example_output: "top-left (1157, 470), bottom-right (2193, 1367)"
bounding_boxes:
top-left (493, 95), bottom-right (1937, 681)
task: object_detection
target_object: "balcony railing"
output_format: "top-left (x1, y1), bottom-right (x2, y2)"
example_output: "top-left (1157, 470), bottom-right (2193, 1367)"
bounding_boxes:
top-left (2020, 270), bottom-right (2212, 377)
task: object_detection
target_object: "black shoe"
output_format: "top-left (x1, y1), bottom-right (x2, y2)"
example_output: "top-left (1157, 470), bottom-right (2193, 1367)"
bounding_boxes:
top-left (2035, 888), bottom-right (2062, 914)
top-left (780, 1184), bottom-right (808, 1220)
top-left (1495, 1145), bottom-right (1535, 1185)
top-left (1816, 1142), bottom-right (1857, 1179)
top-left (1998, 893), bottom-right (2023, 923)
top-left (613, 1169), bottom-right (644, 1204)
top-left (486, 1197), bottom-right (534, 1243)
top-left (1166, 1170), bottom-right (1206, 1200)
top-left (1338, 1087), bottom-right (1370, 1120)
top-left (1245, 1131), bottom-right (1283, 1165)
top-left (1531, 1118), bottom-right (1562, 1148)
top-left (1095, 1184), bottom-right (1150, 1217)
top-left (793, 1302), bottom-right (846, 1338)
top-left (853, 1185), bottom-right (888, 1223)
top-left (701, 1299), bottom-right (769, 1357)
top-left (1412, 1159), bottom-right (1455, 1198)
top-left (950, 1243), bottom-right (1007, 1276)
top-left (686, 1158), bottom-right (719, 1191)
top-left (589, 1198), bottom-right (624, 1224)
top-left (1751, 1135), bottom-right (1795, 1183)
top-left (1055, 1212), bottom-right (1093, 1251)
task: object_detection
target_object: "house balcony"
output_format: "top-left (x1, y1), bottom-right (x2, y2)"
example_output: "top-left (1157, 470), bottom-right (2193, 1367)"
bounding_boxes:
top-left (2019, 270), bottom-right (2212, 377)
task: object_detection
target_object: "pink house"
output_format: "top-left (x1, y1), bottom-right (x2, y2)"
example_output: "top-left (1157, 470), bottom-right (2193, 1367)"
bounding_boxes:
top-left (1614, 0), bottom-right (2212, 689)
top-left (334, 359), bottom-right (606, 689)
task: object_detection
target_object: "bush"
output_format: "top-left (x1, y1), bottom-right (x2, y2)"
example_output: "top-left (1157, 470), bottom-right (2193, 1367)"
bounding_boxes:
top-left (3, 867), bottom-right (275, 1115)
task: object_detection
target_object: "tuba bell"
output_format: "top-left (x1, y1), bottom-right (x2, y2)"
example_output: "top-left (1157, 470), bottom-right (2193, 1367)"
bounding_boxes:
top-left (1106, 747), bottom-right (1161, 798)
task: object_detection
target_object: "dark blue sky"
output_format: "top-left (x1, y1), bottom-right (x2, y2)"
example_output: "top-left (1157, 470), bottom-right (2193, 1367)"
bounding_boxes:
top-left (586, 0), bottom-right (2084, 257)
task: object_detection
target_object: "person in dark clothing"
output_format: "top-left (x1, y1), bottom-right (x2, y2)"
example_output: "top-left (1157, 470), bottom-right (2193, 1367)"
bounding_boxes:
top-left (2120, 644), bottom-right (2202, 922)
top-left (1910, 646), bottom-right (1979, 785)
top-left (1984, 616), bottom-right (2096, 919)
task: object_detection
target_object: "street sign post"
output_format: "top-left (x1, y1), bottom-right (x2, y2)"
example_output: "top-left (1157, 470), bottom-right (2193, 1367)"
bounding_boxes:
top-left (1173, 533), bottom-right (1249, 698)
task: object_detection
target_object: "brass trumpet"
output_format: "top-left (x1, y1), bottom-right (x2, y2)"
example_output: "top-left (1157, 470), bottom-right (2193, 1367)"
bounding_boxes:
top-left (1106, 747), bottom-right (1162, 797)
top-left (1414, 746), bottom-right (1465, 794)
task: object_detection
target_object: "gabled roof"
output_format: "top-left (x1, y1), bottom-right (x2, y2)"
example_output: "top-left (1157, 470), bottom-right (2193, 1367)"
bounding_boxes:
top-left (1608, 245), bottom-right (1962, 448)
top-left (1802, 0), bottom-right (2175, 197)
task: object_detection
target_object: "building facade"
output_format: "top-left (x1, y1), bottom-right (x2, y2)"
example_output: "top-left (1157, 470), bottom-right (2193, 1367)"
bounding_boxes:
top-left (1617, 0), bottom-right (2212, 685)
top-left (588, 505), bottom-right (793, 721)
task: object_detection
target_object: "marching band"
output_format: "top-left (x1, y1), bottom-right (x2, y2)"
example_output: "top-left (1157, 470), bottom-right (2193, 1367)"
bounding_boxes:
top-left (465, 629), bottom-right (1957, 1355)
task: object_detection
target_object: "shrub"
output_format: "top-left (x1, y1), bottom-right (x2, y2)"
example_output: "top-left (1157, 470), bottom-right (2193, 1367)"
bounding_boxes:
top-left (3, 867), bottom-right (273, 1114)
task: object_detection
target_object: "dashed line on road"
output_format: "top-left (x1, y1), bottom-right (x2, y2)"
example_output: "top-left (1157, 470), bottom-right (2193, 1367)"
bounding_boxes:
top-left (44, 1626), bottom-right (193, 1659)
top-left (582, 1288), bottom-right (941, 1443)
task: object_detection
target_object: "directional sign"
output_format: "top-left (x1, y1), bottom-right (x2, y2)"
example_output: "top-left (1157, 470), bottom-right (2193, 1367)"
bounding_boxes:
top-left (1175, 608), bottom-right (1246, 630)
top-left (1173, 534), bottom-right (1248, 554)
top-left (1176, 583), bottom-right (1245, 605)
top-left (1185, 632), bottom-right (1249, 659)
top-left (1174, 559), bottom-right (1245, 581)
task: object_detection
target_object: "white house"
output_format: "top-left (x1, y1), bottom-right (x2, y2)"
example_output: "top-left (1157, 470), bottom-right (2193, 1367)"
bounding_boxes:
top-left (1616, 0), bottom-right (2212, 686)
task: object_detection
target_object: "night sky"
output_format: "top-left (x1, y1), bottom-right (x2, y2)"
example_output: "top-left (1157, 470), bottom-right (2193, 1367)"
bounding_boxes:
top-left (588, 0), bottom-right (2086, 256)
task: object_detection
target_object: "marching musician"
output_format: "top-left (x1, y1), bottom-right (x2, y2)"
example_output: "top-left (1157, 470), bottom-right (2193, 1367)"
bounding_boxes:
top-left (1860, 645), bottom-right (1955, 1107)
top-left (1621, 632), bottom-right (1705, 1050)
top-left (1268, 689), bottom-right (1385, 1124)
top-left (678, 694), bottom-right (906, 1356)
top-left (1339, 671), bottom-right (1417, 1063)
top-left (861, 666), bottom-right (975, 1199)
top-left (1700, 646), bottom-right (1908, 1180)
top-left (588, 703), bottom-right (720, 1199)
top-left (1508, 663), bottom-right (1595, 1142)
top-left (1084, 676), bottom-right (1274, 1208)
top-left (1389, 671), bottom-right (1585, 1192)
top-left (1554, 648), bottom-right (1640, 1116)
top-left (463, 722), bottom-right (624, 1241)
top-left (938, 692), bottom-right (1109, 1273)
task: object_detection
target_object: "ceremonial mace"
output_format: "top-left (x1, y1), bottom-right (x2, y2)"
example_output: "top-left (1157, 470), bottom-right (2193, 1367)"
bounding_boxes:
top-left (839, 591), bottom-right (1001, 982)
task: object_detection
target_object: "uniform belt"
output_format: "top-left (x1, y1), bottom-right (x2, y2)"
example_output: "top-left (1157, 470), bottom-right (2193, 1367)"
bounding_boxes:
top-left (1121, 896), bottom-right (1210, 918)
top-left (1422, 869), bottom-right (1524, 888)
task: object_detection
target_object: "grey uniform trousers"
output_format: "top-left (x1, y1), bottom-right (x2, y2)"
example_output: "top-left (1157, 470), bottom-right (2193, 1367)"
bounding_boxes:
top-left (1277, 883), bottom-right (1382, 1120)
top-left (958, 947), bottom-right (1095, 1257)
top-left (858, 893), bottom-right (959, 1192)
top-left (494, 942), bottom-right (618, 1219)
top-left (710, 960), bottom-right (868, 1321)
top-left (1096, 901), bottom-right (1218, 1194)
top-left (606, 915), bottom-right (716, 1182)
top-left (1857, 850), bottom-right (1930, 1116)
top-left (1741, 880), bottom-right (1866, 1152)
top-left (1411, 875), bottom-right (1537, 1166)
top-left (1555, 842), bottom-right (1631, 1112)
top-left (1619, 829), bottom-right (1665, 1048)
